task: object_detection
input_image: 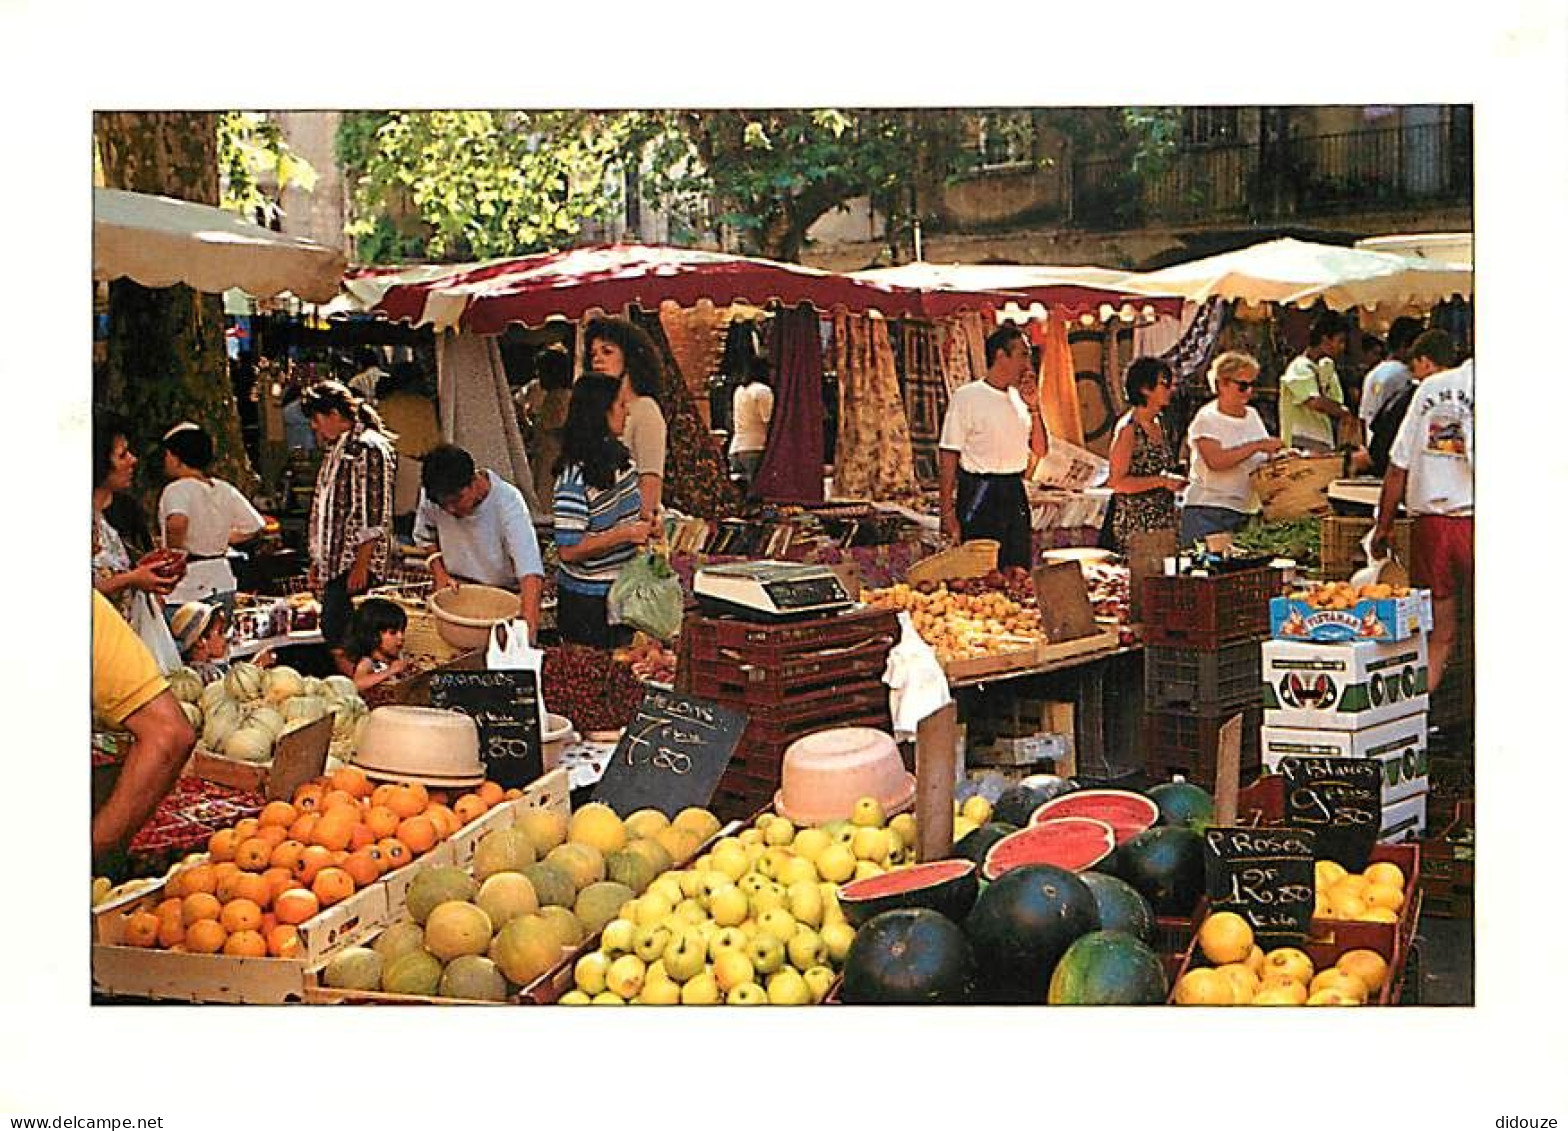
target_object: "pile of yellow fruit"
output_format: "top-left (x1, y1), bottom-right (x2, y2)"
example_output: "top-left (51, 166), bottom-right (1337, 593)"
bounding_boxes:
top-left (864, 583), bottom-right (1042, 664)
top-left (1315, 858), bottom-right (1406, 923)
top-left (1172, 911), bottom-right (1391, 1006)
top-left (561, 796), bottom-right (907, 1005)
top-left (1287, 580), bottom-right (1411, 610)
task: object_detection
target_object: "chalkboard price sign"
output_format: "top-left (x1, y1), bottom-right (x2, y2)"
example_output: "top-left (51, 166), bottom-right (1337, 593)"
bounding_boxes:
top-left (594, 689), bottom-right (747, 818)
top-left (1278, 756), bottom-right (1381, 872)
top-left (429, 669), bottom-right (543, 790)
top-left (1203, 826), bottom-right (1318, 948)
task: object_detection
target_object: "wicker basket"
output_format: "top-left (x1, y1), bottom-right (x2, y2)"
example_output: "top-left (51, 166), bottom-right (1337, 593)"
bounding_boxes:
top-left (907, 539), bottom-right (1000, 585)
top-left (1251, 455), bottom-right (1344, 522)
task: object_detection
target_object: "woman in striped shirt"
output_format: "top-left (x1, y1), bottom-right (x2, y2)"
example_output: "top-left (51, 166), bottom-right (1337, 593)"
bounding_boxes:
top-left (552, 373), bottom-right (652, 647)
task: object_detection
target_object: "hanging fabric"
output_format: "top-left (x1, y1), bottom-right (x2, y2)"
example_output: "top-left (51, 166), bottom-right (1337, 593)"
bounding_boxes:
top-left (896, 320), bottom-right (949, 490)
top-left (751, 305), bottom-right (825, 505)
top-left (659, 299), bottom-right (733, 421)
top-left (831, 312), bottom-right (920, 504)
top-left (1031, 316), bottom-right (1085, 448)
top-left (628, 307), bottom-right (744, 520)
top-left (435, 331), bottom-right (540, 514)
top-left (937, 311), bottom-right (990, 396)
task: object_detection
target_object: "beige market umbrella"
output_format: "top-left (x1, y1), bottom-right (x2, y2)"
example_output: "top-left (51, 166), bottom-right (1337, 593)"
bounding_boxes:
top-left (94, 187), bottom-right (347, 303)
top-left (1353, 232), bottom-right (1472, 267)
top-left (1127, 236), bottom-right (1470, 312)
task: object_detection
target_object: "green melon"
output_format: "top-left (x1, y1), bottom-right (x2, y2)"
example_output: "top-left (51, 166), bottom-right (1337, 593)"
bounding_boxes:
top-left (1047, 929), bottom-right (1168, 1005)
top-left (381, 949), bottom-right (442, 996)
top-left (476, 872), bottom-right (539, 930)
top-left (472, 827), bottom-right (537, 881)
top-left (439, 955), bottom-right (509, 1001)
top-left (522, 861), bottom-right (578, 909)
top-left (841, 909), bottom-right (974, 1005)
top-left (575, 881), bottom-right (637, 935)
top-left (536, 905), bottom-right (585, 950)
top-left (405, 866), bottom-right (478, 925)
top-left (321, 946), bottom-right (383, 991)
top-left (1116, 826), bottom-right (1207, 918)
top-left (492, 915), bottom-right (562, 987)
top-left (372, 921), bottom-right (426, 965)
top-left (1147, 780), bottom-right (1215, 831)
top-left (1079, 872), bottom-right (1156, 944)
top-left (547, 842), bottom-right (606, 891)
top-left (963, 863), bottom-right (1098, 1003)
top-left (605, 849), bottom-right (661, 894)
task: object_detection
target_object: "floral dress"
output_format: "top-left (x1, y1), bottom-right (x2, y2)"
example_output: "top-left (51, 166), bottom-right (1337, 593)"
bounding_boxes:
top-left (1111, 412), bottom-right (1180, 552)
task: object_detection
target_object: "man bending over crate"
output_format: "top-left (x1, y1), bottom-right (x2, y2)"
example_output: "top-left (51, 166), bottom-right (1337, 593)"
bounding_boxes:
top-left (938, 325), bottom-right (1050, 570)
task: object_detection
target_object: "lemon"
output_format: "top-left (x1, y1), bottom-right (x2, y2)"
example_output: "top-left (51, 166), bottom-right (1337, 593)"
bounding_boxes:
top-left (816, 844), bottom-right (857, 884)
top-left (1197, 911), bottom-right (1254, 965)
top-left (960, 795), bottom-right (993, 825)
top-left (1363, 860), bottom-right (1406, 890)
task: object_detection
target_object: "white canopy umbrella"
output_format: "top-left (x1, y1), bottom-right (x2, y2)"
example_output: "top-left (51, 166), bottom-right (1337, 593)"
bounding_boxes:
top-left (1127, 237), bottom-right (1471, 312)
top-left (94, 187), bottom-right (347, 304)
top-left (851, 261), bottom-right (1183, 321)
top-left (1353, 232), bottom-right (1472, 267)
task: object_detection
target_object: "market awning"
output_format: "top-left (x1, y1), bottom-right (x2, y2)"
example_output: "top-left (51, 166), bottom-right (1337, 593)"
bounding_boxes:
top-left (365, 244), bottom-right (1022, 333)
top-left (94, 187), bottom-right (347, 304)
top-left (1128, 237), bottom-right (1471, 312)
top-left (1353, 232), bottom-right (1472, 267)
top-left (850, 262), bottom-right (1185, 321)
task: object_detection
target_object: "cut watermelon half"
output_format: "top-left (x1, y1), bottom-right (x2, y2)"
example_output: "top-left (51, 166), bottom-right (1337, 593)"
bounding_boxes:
top-left (837, 859), bottom-right (979, 927)
top-left (981, 817), bottom-right (1117, 881)
top-left (1030, 789), bottom-right (1160, 845)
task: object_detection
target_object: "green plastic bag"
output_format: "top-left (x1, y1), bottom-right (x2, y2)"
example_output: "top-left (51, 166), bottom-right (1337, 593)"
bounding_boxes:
top-left (608, 550), bottom-right (684, 642)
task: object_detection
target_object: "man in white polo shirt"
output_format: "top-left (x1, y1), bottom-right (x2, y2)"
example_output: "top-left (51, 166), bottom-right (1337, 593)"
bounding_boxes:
top-left (937, 325), bottom-right (1050, 570)
top-left (415, 444), bottom-right (545, 644)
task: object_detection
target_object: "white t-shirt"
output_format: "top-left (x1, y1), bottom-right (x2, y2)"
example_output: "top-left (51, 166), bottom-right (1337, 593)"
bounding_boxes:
top-left (1388, 360), bottom-right (1473, 516)
top-left (413, 470), bottom-right (545, 588)
top-left (157, 477), bottom-right (265, 604)
top-left (622, 395), bottom-right (667, 478)
top-left (729, 382), bottom-right (775, 454)
top-left (1183, 402), bottom-right (1272, 514)
top-left (938, 380), bottom-right (1034, 475)
top-left (1359, 358), bottom-right (1414, 428)
top-left (1279, 354), bottom-right (1342, 450)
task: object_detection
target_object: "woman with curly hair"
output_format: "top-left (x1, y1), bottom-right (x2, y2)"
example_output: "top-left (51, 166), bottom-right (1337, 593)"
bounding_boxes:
top-left (584, 317), bottom-right (667, 523)
top-left (552, 373), bottom-right (653, 647)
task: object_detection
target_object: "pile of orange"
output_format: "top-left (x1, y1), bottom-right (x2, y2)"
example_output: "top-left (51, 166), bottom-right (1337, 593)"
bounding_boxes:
top-left (119, 766), bottom-right (522, 958)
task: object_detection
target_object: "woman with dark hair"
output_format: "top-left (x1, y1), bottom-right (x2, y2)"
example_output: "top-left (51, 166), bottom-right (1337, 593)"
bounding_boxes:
top-left (585, 317), bottom-right (667, 522)
top-left (300, 380), bottom-right (398, 657)
top-left (156, 421), bottom-right (266, 616)
top-left (93, 409), bottom-right (181, 672)
top-left (552, 373), bottom-right (652, 647)
top-left (1106, 358), bottom-right (1185, 554)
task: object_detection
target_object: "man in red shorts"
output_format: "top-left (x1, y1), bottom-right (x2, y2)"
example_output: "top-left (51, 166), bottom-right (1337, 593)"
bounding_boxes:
top-left (1371, 329), bottom-right (1473, 692)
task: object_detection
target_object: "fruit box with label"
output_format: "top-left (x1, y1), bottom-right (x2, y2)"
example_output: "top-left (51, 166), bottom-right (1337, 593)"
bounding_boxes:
top-left (1269, 590), bottom-right (1433, 643)
top-left (1261, 714), bottom-right (1430, 806)
top-left (1262, 635), bottom-right (1428, 731)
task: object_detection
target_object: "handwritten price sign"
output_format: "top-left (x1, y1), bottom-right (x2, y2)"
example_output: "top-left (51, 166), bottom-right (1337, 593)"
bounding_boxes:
top-left (1203, 826), bottom-right (1318, 947)
top-left (594, 690), bottom-right (747, 818)
top-left (1279, 756), bottom-right (1381, 871)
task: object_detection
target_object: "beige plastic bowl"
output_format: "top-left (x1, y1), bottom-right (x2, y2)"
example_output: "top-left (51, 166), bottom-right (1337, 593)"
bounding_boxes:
top-left (542, 712), bottom-right (575, 772)
top-left (773, 727), bottom-right (916, 826)
top-left (427, 585), bottom-right (521, 650)
top-left (352, 705), bottom-right (484, 786)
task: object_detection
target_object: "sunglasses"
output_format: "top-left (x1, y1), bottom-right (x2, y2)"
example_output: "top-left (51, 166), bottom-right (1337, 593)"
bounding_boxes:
top-left (1227, 379), bottom-right (1257, 392)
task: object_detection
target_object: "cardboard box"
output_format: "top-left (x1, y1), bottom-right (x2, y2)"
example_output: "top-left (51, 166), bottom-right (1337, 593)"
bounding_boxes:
top-left (1379, 792), bottom-right (1429, 844)
top-left (1262, 635), bottom-right (1428, 731)
top-left (1261, 714), bottom-right (1429, 805)
top-left (1270, 590), bottom-right (1433, 643)
top-left (970, 733), bottom-right (1070, 768)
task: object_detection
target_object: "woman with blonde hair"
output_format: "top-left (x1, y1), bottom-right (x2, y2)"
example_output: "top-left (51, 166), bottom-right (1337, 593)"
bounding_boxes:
top-left (1178, 351), bottom-right (1284, 547)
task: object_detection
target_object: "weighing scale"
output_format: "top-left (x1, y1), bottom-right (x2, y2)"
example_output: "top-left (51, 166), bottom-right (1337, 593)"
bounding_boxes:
top-left (693, 560), bottom-right (854, 621)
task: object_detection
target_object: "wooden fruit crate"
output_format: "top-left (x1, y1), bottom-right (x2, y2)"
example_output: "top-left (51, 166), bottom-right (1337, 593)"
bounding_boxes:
top-left (906, 539), bottom-right (999, 585)
top-left (942, 642), bottom-right (1043, 682)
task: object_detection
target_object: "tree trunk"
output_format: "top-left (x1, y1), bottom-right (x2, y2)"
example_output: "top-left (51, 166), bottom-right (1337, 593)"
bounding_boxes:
top-left (95, 111), bottom-right (261, 499)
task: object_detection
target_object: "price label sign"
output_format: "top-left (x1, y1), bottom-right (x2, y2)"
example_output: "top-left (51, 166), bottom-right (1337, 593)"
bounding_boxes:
top-left (1203, 826), bottom-right (1318, 948)
top-left (594, 689), bottom-right (746, 818)
top-left (429, 669), bottom-right (543, 790)
top-left (1278, 756), bottom-right (1381, 872)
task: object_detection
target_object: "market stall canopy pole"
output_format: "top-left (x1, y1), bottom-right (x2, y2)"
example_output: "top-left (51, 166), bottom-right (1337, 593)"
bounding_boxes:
top-left (93, 187), bottom-right (347, 304)
top-left (914, 703), bottom-right (958, 864)
top-left (1128, 236), bottom-right (1470, 312)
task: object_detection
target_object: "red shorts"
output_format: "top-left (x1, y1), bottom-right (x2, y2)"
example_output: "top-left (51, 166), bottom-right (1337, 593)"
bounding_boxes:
top-left (1410, 515), bottom-right (1474, 599)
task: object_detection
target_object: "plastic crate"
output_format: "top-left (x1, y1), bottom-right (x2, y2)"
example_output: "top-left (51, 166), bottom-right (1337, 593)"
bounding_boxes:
top-left (677, 645), bottom-right (890, 706)
top-left (1144, 640), bottom-right (1265, 710)
top-left (1318, 515), bottom-right (1413, 580)
top-left (1141, 567), bottom-right (1277, 649)
top-left (1143, 705), bottom-right (1262, 789)
top-left (679, 607), bottom-right (899, 655)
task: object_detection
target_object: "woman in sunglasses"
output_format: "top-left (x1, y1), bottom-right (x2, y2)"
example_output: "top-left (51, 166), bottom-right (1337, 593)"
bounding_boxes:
top-left (1179, 351), bottom-right (1284, 548)
top-left (1107, 357), bottom-right (1185, 554)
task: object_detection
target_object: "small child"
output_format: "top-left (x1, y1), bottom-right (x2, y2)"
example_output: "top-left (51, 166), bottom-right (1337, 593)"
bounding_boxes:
top-left (345, 598), bottom-right (411, 691)
top-left (169, 600), bottom-right (274, 684)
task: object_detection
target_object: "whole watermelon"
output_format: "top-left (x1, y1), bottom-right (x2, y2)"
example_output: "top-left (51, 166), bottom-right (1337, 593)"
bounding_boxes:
top-left (964, 864), bottom-right (1098, 1003)
top-left (1047, 930), bottom-right (1169, 1005)
top-left (1079, 872), bottom-right (1156, 944)
top-left (1116, 826), bottom-right (1207, 918)
top-left (1148, 781), bottom-right (1215, 831)
top-left (841, 909), bottom-right (975, 1005)
top-left (950, 822), bottom-right (1017, 867)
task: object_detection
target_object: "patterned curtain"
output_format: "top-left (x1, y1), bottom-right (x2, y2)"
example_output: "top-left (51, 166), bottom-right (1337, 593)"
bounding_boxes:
top-left (831, 312), bottom-right (920, 503)
top-left (659, 299), bottom-right (733, 427)
top-left (1032, 317), bottom-right (1085, 448)
top-left (628, 307), bottom-right (744, 520)
top-left (751, 305), bottom-right (826, 505)
top-left (896, 320), bottom-right (948, 490)
top-left (937, 311), bottom-right (990, 396)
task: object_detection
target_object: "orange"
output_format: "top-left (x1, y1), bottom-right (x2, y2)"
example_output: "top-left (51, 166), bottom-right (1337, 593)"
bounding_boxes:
top-left (371, 783), bottom-right (399, 810)
top-left (233, 837), bottom-right (272, 872)
top-left (179, 863), bottom-right (217, 896)
top-left (348, 823), bottom-right (376, 852)
top-left (259, 800), bottom-right (297, 829)
top-left (377, 838), bottom-right (411, 873)
top-left (1364, 861), bottom-right (1406, 891)
top-left (232, 817), bottom-right (261, 842)
top-left (267, 924), bottom-right (301, 959)
top-left (311, 811), bottom-right (356, 853)
top-left (330, 765), bottom-right (373, 799)
top-left (164, 870), bottom-right (188, 900)
top-left (154, 896), bottom-right (183, 920)
top-left (288, 813), bottom-right (320, 844)
top-left (254, 825), bottom-right (288, 850)
top-left (223, 929), bottom-right (268, 958)
top-left (268, 839), bottom-right (307, 873)
top-left (259, 911), bottom-right (277, 934)
top-left (207, 827), bottom-right (240, 863)
top-left (262, 867), bottom-right (296, 903)
top-left (427, 789), bottom-right (451, 807)
top-left (423, 804), bottom-right (456, 840)
top-left (292, 783), bottom-right (327, 812)
top-left (293, 845), bottom-right (335, 886)
top-left (386, 783), bottom-right (427, 820)
top-left (476, 781), bottom-right (505, 808)
top-left (1197, 911), bottom-right (1255, 966)
top-left (396, 815), bottom-right (438, 856)
top-left (330, 850), bottom-right (350, 867)
top-left (181, 892), bottom-right (223, 926)
top-left (452, 795), bottom-right (488, 826)
top-left (321, 789), bottom-right (360, 815)
top-left (1363, 883), bottom-right (1405, 913)
top-left (232, 872), bottom-right (272, 910)
top-left (273, 888), bottom-right (320, 926)
top-left (220, 898), bottom-right (264, 933)
top-left (311, 867), bottom-right (355, 907)
top-left (122, 911), bottom-right (160, 948)
top-left (214, 868), bottom-right (244, 904)
top-left (504, 788), bottom-right (522, 801)
top-left (185, 919), bottom-right (228, 954)
top-left (343, 850), bottom-right (383, 888)
top-left (155, 915), bottom-right (185, 949)
top-left (365, 805), bottom-right (400, 839)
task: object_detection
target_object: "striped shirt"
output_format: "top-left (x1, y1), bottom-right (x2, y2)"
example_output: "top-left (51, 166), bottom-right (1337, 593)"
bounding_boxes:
top-left (553, 464), bottom-right (642, 595)
top-left (309, 424), bottom-right (396, 582)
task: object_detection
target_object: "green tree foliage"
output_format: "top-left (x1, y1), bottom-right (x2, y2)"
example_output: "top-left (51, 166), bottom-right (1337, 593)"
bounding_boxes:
top-left (218, 112), bottom-right (317, 225)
